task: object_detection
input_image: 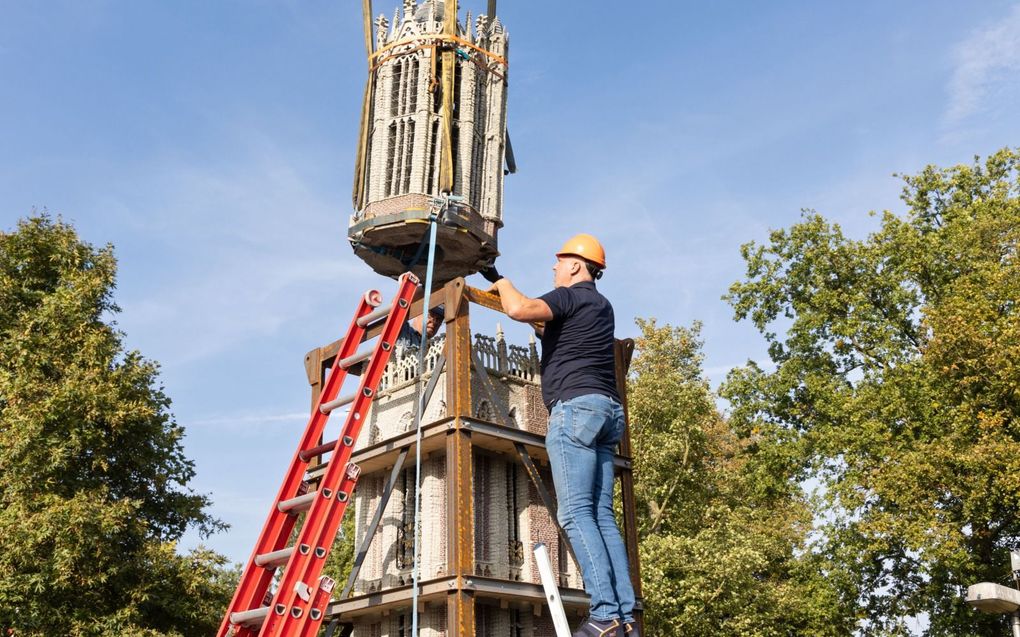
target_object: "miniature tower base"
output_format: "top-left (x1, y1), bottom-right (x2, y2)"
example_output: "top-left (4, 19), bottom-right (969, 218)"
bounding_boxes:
top-left (304, 279), bottom-right (644, 636)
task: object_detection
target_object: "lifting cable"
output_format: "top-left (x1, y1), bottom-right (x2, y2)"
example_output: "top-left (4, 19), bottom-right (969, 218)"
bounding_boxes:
top-left (410, 200), bottom-right (441, 636)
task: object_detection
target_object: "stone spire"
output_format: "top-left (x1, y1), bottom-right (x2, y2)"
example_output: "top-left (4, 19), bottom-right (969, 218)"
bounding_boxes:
top-left (375, 13), bottom-right (389, 48)
top-left (475, 14), bottom-right (489, 40)
top-left (496, 323), bottom-right (509, 374)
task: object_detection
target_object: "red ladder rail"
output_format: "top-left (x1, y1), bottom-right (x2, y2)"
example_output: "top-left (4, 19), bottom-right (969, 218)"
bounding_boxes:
top-left (218, 272), bottom-right (419, 637)
top-left (295, 576), bottom-right (335, 637)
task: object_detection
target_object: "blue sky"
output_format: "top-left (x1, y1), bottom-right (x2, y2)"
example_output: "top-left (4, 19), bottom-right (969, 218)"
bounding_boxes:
top-left (2, 1), bottom-right (1019, 567)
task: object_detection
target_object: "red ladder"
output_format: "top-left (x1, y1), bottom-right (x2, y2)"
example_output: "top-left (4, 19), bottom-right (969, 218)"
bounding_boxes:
top-left (218, 272), bottom-right (420, 637)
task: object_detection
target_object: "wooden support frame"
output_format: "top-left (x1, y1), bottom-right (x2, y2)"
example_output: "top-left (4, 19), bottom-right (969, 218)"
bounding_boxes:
top-left (614, 339), bottom-right (644, 633)
top-left (442, 277), bottom-right (476, 635)
top-left (303, 277), bottom-right (643, 635)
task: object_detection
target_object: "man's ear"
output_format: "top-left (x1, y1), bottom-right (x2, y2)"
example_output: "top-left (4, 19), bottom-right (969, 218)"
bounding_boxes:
top-left (570, 259), bottom-right (583, 276)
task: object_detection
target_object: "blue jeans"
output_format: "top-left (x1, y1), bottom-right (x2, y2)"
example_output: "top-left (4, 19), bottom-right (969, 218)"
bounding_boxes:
top-left (546, 394), bottom-right (636, 623)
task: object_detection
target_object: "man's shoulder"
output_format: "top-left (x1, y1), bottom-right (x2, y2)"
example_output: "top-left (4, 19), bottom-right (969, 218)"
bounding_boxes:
top-left (538, 285), bottom-right (572, 305)
top-left (545, 281), bottom-right (597, 297)
top-left (567, 281), bottom-right (609, 304)
top-left (541, 282), bottom-right (612, 319)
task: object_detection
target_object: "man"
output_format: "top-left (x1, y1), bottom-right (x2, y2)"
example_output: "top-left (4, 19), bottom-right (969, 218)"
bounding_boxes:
top-left (479, 234), bottom-right (638, 637)
top-left (396, 304), bottom-right (444, 351)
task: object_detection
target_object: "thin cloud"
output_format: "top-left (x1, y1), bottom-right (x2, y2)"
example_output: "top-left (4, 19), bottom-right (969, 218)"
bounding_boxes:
top-left (704, 359), bottom-right (778, 378)
top-left (945, 3), bottom-right (1020, 124)
top-left (106, 127), bottom-right (372, 368)
top-left (123, 254), bottom-right (365, 366)
top-left (188, 411), bottom-right (310, 428)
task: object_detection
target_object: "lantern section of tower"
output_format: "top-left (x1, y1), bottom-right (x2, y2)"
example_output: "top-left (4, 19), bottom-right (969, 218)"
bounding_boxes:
top-left (349, 0), bottom-right (510, 283)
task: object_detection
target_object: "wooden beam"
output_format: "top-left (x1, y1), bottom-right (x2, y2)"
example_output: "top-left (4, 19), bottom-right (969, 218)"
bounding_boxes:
top-left (444, 276), bottom-right (476, 636)
top-left (614, 338), bottom-right (644, 632)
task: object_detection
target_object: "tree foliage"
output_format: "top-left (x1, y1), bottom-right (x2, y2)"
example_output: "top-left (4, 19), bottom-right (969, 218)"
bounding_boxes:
top-left (723, 149), bottom-right (1020, 635)
top-left (629, 319), bottom-right (846, 636)
top-left (0, 215), bottom-right (236, 636)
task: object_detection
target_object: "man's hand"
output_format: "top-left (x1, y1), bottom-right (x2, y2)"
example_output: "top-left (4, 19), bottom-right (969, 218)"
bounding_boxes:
top-left (478, 264), bottom-right (503, 283)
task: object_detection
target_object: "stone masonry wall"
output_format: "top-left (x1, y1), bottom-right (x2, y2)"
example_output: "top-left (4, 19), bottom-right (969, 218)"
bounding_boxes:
top-left (351, 327), bottom-right (584, 606)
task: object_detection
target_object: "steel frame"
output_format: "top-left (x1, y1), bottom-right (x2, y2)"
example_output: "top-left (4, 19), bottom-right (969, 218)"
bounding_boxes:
top-left (305, 278), bottom-right (644, 635)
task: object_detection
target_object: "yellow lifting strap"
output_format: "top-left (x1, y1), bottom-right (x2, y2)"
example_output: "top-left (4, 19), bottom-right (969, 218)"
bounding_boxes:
top-left (438, 0), bottom-right (458, 195)
top-left (354, 1), bottom-right (505, 207)
top-left (352, 0), bottom-right (374, 211)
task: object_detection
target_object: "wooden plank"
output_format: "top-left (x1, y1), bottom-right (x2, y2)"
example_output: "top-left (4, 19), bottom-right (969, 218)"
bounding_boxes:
top-left (614, 338), bottom-right (644, 632)
top-left (463, 285), bottom-right (503, 313)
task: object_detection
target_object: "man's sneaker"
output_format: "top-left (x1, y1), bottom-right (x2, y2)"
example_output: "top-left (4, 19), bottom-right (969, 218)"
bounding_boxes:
top-left (620, 621), bottom-right (641, 637)
top-left (572, 616), bottom-right (620, 637)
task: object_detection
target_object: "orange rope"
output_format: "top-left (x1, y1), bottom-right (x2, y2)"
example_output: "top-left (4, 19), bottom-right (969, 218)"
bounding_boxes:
top-left (370, 33), bottom-right (508, 68)
top-left (370, 42), bottom-right (507, 83)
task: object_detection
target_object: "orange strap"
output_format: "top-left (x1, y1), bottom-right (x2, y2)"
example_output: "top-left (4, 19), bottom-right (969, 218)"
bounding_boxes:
top-left (370, 33), bottom-right (508, 69)
top-left (370, 42), bottom-right (507, 83)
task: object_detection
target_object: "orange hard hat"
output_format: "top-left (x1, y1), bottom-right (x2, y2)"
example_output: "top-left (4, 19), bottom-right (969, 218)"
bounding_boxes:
top-left (556, 233), bottom-right (606, 269)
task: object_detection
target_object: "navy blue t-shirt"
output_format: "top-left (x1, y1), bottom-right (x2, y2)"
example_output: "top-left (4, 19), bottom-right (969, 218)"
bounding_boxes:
top-left (537, 281), bottom-right (621, 409)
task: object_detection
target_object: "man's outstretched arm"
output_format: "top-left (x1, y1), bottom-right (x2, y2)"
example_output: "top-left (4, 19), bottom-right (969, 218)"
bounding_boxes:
top-left (492, 278), bottom-right (554, 323)
top-left (478, 265), bottom-right (553, 323)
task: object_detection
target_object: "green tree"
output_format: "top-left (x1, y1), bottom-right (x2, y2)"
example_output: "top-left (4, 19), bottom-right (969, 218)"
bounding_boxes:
top-left (0, 215), bottom-right (237, 636)
top-left (723, 149), bottom-right (1020, 635)
top-left (629, 319), bottom-right (846, 636)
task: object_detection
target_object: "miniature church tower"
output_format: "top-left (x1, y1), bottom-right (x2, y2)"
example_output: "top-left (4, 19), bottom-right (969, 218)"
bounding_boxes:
top-left (349, 0), bottom-right (511, 283)
top-left (302, 284), bottom-right (643, 637)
